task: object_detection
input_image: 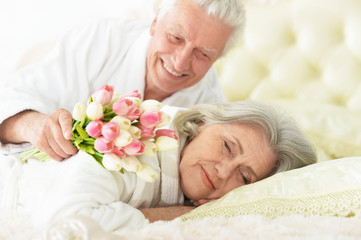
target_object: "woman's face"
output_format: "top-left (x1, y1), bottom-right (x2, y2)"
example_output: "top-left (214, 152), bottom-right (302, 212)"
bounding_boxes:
top-left (179, 123), bottom-right (277, 205)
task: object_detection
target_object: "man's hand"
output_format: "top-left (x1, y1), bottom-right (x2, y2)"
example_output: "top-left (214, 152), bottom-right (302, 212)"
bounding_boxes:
top-left (140, 206), bottom-right (196, 222)
top-left (0, 109), bottom-right (78, 161)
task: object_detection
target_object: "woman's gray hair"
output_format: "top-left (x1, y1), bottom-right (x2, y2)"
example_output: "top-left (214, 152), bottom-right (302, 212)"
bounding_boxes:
top-left (173, 100), bottom-right (317, 175)
top-left (156, 0), bottom-right (245, 55)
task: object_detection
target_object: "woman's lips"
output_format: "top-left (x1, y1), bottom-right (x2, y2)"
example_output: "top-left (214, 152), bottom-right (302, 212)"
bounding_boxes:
top-left (200, 166), bottom-right (216, 190)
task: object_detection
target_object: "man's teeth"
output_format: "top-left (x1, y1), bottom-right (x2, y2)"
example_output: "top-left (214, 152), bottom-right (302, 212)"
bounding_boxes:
top-left (163, 62), bottom-right (182, 77)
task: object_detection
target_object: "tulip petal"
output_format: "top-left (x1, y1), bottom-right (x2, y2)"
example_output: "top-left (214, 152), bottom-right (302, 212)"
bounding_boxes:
top-left (155, 136), bottom-right (179, 151)
top-left (114, 130), bottom-right (132, 148)
top-left (142, 140), bottom-right (158, 156)
top-left (136, 162), bottom-right (158, 183)
top-left (102, 153), bottom-right (122, 171)
top-left (72, 103), bottom-right (87, 121)
top-left (120, 156), bottom-right (142, 172)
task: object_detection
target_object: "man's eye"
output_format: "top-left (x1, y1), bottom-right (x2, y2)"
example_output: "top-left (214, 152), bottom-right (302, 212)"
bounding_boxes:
top-left (169, 35), bottom-right (181, 42)
top-left (195, 50), bottom-right (209, 60)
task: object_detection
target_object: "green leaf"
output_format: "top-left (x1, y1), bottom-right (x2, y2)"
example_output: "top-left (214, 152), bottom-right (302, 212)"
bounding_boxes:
top-left (75, 124), bottom-right (89, 139)
top-left (88, 96), bottom-right (93, 105)
top-left (78, 144), bottom-right (96, 155)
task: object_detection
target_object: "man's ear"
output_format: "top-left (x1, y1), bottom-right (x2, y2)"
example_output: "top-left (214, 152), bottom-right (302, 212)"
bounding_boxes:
top-left (150, 17), bottom-right (158, 36)
top-left (193, 198), bottom-right (217, 207)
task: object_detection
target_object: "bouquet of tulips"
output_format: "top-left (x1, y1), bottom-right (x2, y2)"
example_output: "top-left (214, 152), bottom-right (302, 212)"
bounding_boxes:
top-left (20, 85), bottom-right (179, 183)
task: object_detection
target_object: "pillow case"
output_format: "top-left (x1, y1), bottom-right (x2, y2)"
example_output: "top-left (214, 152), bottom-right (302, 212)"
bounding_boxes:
top-left (180, 157), bottom-right (361, 221)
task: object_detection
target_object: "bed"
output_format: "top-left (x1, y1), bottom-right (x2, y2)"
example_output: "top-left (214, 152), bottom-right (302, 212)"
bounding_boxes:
top-left (1, 0), bottom-right (361, 239)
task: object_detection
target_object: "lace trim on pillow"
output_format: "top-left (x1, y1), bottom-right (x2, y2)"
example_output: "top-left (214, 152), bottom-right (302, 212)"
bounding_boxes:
top-left (181, 189), bottom-right (361, 221)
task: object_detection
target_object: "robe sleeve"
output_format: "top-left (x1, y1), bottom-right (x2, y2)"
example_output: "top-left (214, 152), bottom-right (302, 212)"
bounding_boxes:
top-left (23, 151), bottom-right (149, 232)
top-left (0, 18), bottom-right (142, 125)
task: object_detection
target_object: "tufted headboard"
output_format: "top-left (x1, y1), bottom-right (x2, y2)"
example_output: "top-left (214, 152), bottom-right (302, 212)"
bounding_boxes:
top-left (218, 0), bottom-right (361, 108)
top-left (216, 0), bottom-right (361, 161)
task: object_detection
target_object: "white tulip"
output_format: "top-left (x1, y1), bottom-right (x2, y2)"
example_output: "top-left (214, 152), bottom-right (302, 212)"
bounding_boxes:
top-left (102, 153), bottom-right (123, 171)
top-left (120, 156), bottom-right (142, 172)
top-left (140, 99), bottom-right (162, 111)
top-left (142, 140), bottom-right (158, 156)
top-left (136, 162), bottom-right (158, 183)
top-left (128, 126), bottom-right (141, 139)
top-left (111, 116), bottom-right (131, 130)
top-left (155, 136), bottom-right (179, 151)
top-left (86, 102), bottom-right (104, 120)
top-left (114, 130), bottom-right (132, 148)
top-left (72, 103), bottom-right (87, 121)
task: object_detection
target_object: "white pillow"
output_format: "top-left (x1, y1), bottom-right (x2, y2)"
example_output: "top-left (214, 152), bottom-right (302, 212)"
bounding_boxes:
top-left (181, 157), bottom-right (361, 220)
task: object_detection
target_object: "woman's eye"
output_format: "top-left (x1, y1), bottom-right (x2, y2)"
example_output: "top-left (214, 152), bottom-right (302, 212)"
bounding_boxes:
top-left (240, 171), bottom-right (248, 184)
top-left (224, 141), bottom-right (231, 153)
top-left (242, 174), bottom-right (248, 184)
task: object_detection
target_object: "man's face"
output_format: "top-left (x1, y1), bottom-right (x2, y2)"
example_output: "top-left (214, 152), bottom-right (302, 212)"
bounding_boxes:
top-left (145, 0), bottom-right (232, 99)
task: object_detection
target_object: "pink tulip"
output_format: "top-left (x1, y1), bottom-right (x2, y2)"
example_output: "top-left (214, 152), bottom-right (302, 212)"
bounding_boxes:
top-left (92, 84), bottom-right (114, 106)
top-left (101, 122), bottom-right (120, 140)
top-left (121, 90), bottom-right (142, 100)
top-left (85, 120), bottom-right (103, 137)
top-left (138, 124), bottom-right (155, 139)
top-left (112, 98), bottom-right (133, 116)
top-left (112, 98), bottom-right (141, 121)
top-left (111, 147), bottom-right (125, 158)
top-left (94, 136), bottom-right (114, 153)
top-left (124, 139), bottom-right (145, 156)
top-left (156, 112), bottom-right (171, 128)
top-left (155, 129), bottom-right (179, 140)
top-left (139, 111), bottom-right (161, 128)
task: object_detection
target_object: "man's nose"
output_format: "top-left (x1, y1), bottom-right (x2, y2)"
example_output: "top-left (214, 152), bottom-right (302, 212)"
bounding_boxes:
top-left (172, 46), bottom-right (192, 71)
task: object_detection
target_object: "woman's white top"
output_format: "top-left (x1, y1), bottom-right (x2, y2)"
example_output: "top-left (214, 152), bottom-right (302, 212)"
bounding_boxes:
top-left (0, 106), bottom-right (186, 232)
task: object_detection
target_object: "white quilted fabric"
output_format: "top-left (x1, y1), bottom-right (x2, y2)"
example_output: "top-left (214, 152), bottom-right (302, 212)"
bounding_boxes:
top-left (218, 0), bottom-right (361, 112)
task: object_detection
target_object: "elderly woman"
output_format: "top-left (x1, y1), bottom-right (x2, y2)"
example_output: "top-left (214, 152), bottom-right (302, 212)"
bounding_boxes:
top-left (0, 100), bottom-right (317, 232)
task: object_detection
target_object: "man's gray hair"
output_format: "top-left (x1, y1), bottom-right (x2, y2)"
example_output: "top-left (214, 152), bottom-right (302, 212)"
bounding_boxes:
top-left (173, 100), bottom-right (317, 175)
top-left (157, 0), bottom-right (245, 55)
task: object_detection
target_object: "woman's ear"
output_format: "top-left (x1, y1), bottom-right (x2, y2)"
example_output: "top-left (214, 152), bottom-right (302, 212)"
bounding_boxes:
top-left (193, 198), bottom-right (217, 207)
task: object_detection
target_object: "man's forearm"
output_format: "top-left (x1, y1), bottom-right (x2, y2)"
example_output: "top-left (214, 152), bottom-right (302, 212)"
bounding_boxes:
top-left (140, 206), bottom-right (196, 222)
top-left (0, 110), bottom-right (42, 144)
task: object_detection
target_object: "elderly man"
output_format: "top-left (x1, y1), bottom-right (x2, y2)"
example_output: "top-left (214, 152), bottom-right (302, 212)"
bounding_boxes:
top-left (0, 0), bottom-right (244, 161)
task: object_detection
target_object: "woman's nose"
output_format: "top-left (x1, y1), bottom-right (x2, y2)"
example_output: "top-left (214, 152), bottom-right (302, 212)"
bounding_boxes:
top-left (214, 160), bottom-right (237, 180)
top-left (172, 47), bottom-right (192, 71)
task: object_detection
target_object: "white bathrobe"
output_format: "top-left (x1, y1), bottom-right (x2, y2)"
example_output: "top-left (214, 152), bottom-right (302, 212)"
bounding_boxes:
top-left (0, 105), bottom-right (186, 232)
top-left (0, 18), bottom-right (225, 125)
